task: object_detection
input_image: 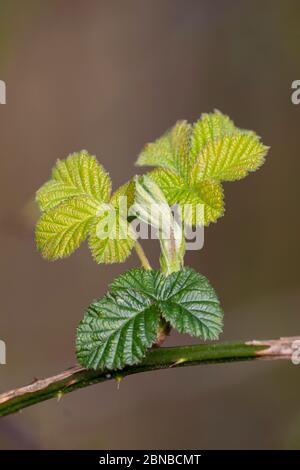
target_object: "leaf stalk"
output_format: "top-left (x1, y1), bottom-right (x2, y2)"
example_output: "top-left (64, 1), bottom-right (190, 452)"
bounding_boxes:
top-left (134, 241), bottom-right (152, 270)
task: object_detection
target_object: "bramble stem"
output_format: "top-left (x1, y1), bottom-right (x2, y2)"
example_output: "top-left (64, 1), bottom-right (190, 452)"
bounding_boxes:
top-left (0, 336), bottom-right (298, 417)
top-left (134, 241), bottom-right (152, 270)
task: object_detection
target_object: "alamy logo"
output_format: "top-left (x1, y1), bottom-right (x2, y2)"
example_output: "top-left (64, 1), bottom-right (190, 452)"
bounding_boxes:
top-left (0, 340), bottom-right (6, 365)
top-left (0, 80), bottom-right (6, 104)
top-left (291, 80), bottom-right (300, 105)
top-left (95, 198), bottom-right (205, 250)
top-left (291, 339), bottom-right (300, 365)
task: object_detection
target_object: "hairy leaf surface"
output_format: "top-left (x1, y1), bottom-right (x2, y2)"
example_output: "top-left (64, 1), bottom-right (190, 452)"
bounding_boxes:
top-left (88, 205), bottom-right (136, 264)
top-left (190, 110), bottom-right (236, 165)
top-left (36, 151), bottom-right (136, 264)
top-left (36, 150), bottom-right (111, 211)
top-left (136, 111), bottom-right (269, 227)
top-left (192, 133), bottom-right (268, 182)
top-left (110, 180), bottom-right (136, 209)
top-left (136, 131), bottom-right (175, 173)
top-left (36, 196), bottom-right (98, 259)
top-left (148, 169), bottom-right (224, 226)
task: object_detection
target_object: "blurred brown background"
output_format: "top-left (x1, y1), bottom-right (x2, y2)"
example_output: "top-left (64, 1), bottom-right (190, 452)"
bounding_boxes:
top-left (0, 0), bottom-right (300, 450)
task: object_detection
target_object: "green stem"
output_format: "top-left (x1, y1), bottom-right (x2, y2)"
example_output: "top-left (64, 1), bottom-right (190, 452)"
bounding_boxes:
top-left (134, 241), bottom-right (152, 270)
top-left (0, 336), bottom-right (296, 417)
top-left (159, 217), bottom-right (186, 275)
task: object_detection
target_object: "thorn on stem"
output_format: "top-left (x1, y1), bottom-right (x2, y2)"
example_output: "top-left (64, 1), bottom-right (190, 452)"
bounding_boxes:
top-left (115, 375), bottom-right (123, 389)
top-left (169, 358), bottom-right (187, 368)
top-left (30, 377), bottom-right (39, 385)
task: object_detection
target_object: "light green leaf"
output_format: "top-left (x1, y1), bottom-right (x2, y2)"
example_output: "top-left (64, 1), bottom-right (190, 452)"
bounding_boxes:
top-left (36, 150), bottom-right (111, 211)
top-left (136, 130), bottom-right (175, 172)
top-left (35, 196), bottom-right (99, 260)
top-left (192, 133), bottom-right (269, 182)
top-left (136, 113), bottom-right (269, 227)
top-left (110, 179), bottom-right (135, 209)
top-left (148, 169), bottom-right (224, 226)
top-left (76, 267), bottom-right (223, 370)
top-left (136, 121), bottom-right (191, 178)
top-left (190, 110), bottom-right (236, 166)
top-left (36, 151), bottom-right (137, 264)
top-left (175, 180), bottom-right (224, 226)
top-left (158, 268), bottom-right (223, 340)
top-left (146, 169), bottom-right (183, 199)
top-left (88, 205), bottom-right (136, 264)
top-left (169, 120), bottom-right (192, 179)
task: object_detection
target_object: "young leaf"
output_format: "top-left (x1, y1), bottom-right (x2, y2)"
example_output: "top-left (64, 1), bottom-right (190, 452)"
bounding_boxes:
top-left (136, 120), bottom-right (191, 178)
top-left (36, 150), bottom-right (111, 211)
top-left (36, 196), bottom-right (98, 260)
top-left (110, 180), bottom-right (136, 209)
top-left (88, 205), bottom-right (136, 264)
top-left (136, 111), bottom-right (269, 227)
top-left (35, 151), bottom-right (136, 264)
top-left (148, 169), bottom-right (224, 226)
top-left (76, 267), bottom-right (223, 370)
top-left (169, 120), bottom-right (192, 179)
top-left (136, 130), bottom-right (175, 173)
top-left (130, 175), bottom-right (185, 274)
top-left (190, 110), bottom-right (236, 165)
top-left (191, 133), bottom-right (269, 182)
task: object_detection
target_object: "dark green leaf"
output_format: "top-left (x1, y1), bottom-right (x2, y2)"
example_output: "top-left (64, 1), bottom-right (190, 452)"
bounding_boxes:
top-left (158, 268), bottom-right (223, 340)
top-left (76, 267), bottom-right (223, 370)
top-left (76, 290), bottom-right (160, 370)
